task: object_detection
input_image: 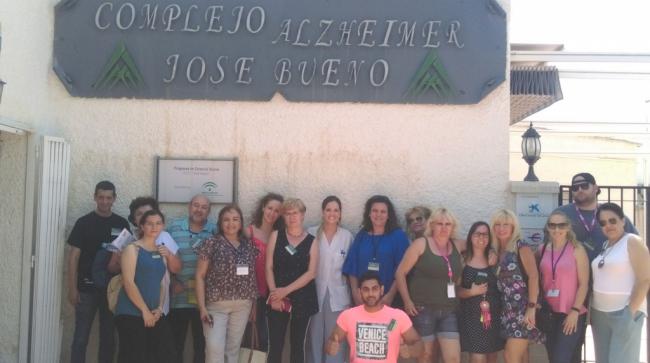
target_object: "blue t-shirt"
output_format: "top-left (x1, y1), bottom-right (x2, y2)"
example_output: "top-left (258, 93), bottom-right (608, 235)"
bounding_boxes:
top-left (342, 228), bottom-right (409, 292)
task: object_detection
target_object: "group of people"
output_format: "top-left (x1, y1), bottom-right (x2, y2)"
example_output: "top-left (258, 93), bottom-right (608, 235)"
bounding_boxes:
top-left (66, 172), bottom-right (649, 363)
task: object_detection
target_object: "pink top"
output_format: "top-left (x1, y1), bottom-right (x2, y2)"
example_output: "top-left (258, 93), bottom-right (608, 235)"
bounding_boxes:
top-left (249, 225), bottom-right (268, 297)
top-left (337, 305), bottom-right (412, 363)
top-left (540, 242), bottom-right (587, 314)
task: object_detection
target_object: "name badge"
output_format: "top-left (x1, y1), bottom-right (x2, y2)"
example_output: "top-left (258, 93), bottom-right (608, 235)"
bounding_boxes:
top-left (368, 262), bottom-right (380, 271)
top-left (285, 245), bottom-right (297, 255)
top-left (546, 289), bottom-right (560, 298)
top-left (111, 228), bottom-right (121, 237)
top-left (152, 252), bottom-right (161, 259)
top-left (236, 264), bottom-right (249, 276)
top-left (447, 283), bottom-right (456, 298)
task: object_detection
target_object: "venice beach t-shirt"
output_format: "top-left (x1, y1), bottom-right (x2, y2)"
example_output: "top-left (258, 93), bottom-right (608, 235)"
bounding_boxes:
top-left (336, 305), bottom-right (412, 363)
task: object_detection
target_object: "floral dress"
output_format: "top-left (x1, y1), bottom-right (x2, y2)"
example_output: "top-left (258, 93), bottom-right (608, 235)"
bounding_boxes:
top-left (496, 240), bottom-right (545, 343)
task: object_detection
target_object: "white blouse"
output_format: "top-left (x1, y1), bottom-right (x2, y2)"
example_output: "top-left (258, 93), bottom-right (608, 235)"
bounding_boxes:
top-left (308, 226), bottom-right (353, 312)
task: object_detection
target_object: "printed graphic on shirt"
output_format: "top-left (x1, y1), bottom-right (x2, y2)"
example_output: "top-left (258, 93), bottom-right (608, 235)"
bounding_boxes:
top-left (356, 322), bottom-right (389, 360)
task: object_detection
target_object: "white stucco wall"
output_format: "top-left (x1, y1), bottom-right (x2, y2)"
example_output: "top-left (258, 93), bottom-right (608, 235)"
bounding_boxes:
top-left (1, 0), bottom-right (510, 362)
top-left (0, 132), bottom-right (27, 363)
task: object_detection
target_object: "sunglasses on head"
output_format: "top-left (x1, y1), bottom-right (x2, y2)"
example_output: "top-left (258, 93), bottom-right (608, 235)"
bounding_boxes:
top-left (408, 216), bottom-right (424, 224)
top-left (571, 182), bottom-right (591, 192)
top-left (547, 222), bottom-right (569, 230)
top-left (598, 218), bottom-right (619, 227)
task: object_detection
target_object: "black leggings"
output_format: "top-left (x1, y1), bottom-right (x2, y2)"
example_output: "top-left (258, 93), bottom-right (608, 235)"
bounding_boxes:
top-left (267, 309), bottom-right (311, 363)
top-left (114, 315), bottom-right (176, 363)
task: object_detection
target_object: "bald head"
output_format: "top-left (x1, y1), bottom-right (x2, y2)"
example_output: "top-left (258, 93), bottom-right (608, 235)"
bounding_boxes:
top-left (188, 194), bottom-right (211, 226)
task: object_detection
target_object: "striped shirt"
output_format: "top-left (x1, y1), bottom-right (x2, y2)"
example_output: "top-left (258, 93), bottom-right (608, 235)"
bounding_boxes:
top-left (166, 217), bottom-right (217, 309)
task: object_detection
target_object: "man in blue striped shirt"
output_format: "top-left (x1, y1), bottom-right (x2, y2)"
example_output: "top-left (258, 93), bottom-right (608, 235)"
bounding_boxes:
top-left (166, 194), bottom-right (217, 363)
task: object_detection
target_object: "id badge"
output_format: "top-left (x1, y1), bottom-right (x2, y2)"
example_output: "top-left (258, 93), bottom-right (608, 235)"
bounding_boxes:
top-left (236, 264), bottom-right (249, 275)
top-left (447, 283), bottom-right (456, 298)
top-left (285, 245), bottom-right (297, 255)
top-left (111, 228), bottom-right (121, 237)
top-left (152, 252), bottom-right (161, 259)
top-left (546, 289), bottom-right (560, 298)
top-left (368, 261), bottom-right (380, 271)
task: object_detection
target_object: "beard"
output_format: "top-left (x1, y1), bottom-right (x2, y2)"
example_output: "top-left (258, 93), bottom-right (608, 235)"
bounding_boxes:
top-left (574, 193), bottom-right (596, 206)
top-left (363, 296), bottom-right (379, 307)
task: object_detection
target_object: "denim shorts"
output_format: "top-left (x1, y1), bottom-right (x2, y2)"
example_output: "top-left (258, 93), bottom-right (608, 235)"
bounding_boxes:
top-left (412, 305), bottom-right (459, 341)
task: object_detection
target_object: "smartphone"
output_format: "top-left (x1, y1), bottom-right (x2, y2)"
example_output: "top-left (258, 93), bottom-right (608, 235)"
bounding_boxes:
top-left (475, 271), bottom-right (488, 285)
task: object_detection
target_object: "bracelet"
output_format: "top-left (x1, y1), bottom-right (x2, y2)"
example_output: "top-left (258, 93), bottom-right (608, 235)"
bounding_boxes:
top-left (571, 306), bottom-right (581, 313)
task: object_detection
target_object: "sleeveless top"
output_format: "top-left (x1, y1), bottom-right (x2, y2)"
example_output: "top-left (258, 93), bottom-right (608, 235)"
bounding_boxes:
top-left (115, 247), bottom-right (166, 317)
top-left (540, 242), bottom-right (587, 314)
top-left (592, 233), bottom-right (645, 312)
top-left (272, 230), bottom-right (318, 317)
top-left (249, 225), bottom-right (268, 297)
top-left (408, 238), bottom-right (462, 310)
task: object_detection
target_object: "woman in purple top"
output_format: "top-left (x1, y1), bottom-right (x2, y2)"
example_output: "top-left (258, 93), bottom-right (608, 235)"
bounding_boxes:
top-left (539, 211), bottom-right (589, 363)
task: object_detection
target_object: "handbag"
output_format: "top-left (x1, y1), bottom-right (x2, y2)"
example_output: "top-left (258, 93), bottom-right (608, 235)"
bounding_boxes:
top-left (239, 323), bottom-right (267, 363)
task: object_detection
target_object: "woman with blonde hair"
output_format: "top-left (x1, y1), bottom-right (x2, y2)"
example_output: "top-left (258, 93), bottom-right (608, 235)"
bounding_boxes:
top-left (538, 211), bottom-right (589, 363)
top-left (396, 207), bottom-right (465, 363)
top-left (266, 198), bottom-right (319, 363)
top-left (491, 209), bottom-right (544, 363)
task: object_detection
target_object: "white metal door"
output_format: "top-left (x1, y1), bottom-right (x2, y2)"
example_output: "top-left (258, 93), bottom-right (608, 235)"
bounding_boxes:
top-left (28, 135), bottom-right (71, 362)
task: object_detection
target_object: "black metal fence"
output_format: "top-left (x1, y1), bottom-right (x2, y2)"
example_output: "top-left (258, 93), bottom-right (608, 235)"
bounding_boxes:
top-left (559, 185), bottom-right (650, 363)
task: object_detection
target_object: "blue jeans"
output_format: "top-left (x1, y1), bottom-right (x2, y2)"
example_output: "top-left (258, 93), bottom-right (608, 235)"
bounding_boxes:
top-left (591, 306), bottom-right (645, 363)
top-left (412, 306), bottom-right (459, 341)
top-left (544, 312), bottom-right (586, 363)
top-left (70, 290), bottom-right (115, 363)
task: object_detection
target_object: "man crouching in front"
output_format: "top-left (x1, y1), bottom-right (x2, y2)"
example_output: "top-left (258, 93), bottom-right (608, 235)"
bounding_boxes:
top-left (326, 271), bottom-right (424, 363)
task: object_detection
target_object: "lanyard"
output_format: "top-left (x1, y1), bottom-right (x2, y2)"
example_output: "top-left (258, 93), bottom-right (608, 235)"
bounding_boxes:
top-left (550, 241), bottom-right (569, 282)
top-left (371, 233), bottom-right (383, 260)
top-left (574, 204), bottom-right (597, 234)
top-left (224, 238), bottom-right (247, 263)
top-left (437, 240), bottom-right (453, 283)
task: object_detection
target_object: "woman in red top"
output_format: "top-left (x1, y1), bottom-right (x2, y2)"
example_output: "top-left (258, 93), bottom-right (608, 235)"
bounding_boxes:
top-left (244, 192), bottom-right (284, 351)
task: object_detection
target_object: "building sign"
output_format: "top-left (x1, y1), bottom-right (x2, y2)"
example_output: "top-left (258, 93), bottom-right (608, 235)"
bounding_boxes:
top-left (53, 0), bottom-right (506, 104)
top-left (156, 158), bottom-right (237, 203)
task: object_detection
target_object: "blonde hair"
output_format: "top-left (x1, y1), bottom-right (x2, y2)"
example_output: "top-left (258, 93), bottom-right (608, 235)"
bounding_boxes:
top-left (281, 198), bottom-right (306, 214)
top-left (543, 210), bottom-right (579, 248)
top-left (423, 208), bottom-right (460, 240)
top-left (490, 209), bottom-right (522, 254)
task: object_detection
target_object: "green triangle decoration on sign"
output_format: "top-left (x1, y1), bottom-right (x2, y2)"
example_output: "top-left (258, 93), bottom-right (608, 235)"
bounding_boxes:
top-left (92, 42), bottom-right (144, 90)
top-left (405, 49), bottom-right (454, 99)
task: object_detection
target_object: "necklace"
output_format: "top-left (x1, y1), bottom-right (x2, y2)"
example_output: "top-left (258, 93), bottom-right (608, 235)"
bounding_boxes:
top-left (598, 240), bottom-right (618, 268)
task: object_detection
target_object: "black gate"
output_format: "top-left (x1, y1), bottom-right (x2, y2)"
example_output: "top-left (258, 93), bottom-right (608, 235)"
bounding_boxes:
top-left (559, 185), bottom-right (650, 363)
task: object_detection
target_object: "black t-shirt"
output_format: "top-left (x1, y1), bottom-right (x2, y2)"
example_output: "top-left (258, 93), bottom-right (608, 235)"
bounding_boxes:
top-left (67, 211), bottom-right (130, 291)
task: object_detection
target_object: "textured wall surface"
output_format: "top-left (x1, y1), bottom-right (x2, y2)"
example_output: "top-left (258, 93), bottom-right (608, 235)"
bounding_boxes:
top-left (0, 133), bottom-right (27, 363)
top-left (0, 0), bottom-right (510, 362)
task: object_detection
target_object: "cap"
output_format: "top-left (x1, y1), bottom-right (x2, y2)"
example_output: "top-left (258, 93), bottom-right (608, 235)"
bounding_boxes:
top-left (571, 172), bottom-right (596, 186)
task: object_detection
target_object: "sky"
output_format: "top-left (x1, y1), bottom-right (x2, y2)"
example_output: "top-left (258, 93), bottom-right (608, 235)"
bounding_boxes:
top-left (509, 0), bottom-right (650, 131)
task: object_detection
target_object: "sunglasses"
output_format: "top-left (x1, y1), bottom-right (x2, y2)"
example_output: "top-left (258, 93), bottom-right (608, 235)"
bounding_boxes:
top-left (407, 216), bottom-right (424, 224)
top-left (547, 222), bottom-right (569, 230)
top-left (571, 182), bottom-right (591, 192)
top-left (472, 232), bottom-right (490, 238)
top-left (598, 218), bottom-right (619, 227)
